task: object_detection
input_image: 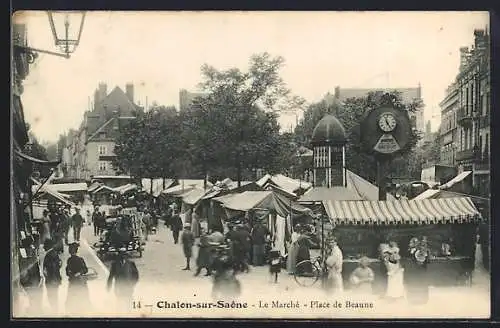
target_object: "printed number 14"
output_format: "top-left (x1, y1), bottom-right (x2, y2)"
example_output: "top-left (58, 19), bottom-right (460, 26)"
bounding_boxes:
top-left (132, 301), bottom-right (141, 309)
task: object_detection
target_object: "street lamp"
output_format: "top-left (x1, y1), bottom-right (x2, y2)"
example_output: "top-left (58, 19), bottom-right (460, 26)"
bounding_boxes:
top-left (47, 11), bottom-right (86, 58)
top-left (13, 11), bottom-right (86, 60)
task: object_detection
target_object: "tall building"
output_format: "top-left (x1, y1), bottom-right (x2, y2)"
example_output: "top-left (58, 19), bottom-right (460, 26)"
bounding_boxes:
top-left (439, 83), bottom-right (460, 166)
top-left (62, 83), bottom-right (143, 180)
top-left (327, 84), bottom-right (425, 135)
top-left (179, 89), bottom-right (207, 111)
top-left (454, 29), bottom-right (490, 196)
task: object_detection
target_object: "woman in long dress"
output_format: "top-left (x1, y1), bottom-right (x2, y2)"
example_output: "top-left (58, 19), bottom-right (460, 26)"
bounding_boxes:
top-left (326, 239), bottom-right (344, 293)
top-left (41, 210), bottom-right (52, 244)
top-left (383, 243), bottom-right (405, 301)
top-left (286, 224), bottom-right (301, 274)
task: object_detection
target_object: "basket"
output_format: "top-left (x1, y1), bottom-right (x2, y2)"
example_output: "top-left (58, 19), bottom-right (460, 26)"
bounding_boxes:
top-left (82, 267), bottom-right (99, 281)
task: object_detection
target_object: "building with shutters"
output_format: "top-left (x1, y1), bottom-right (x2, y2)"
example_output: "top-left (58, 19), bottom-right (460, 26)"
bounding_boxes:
top-left (439, 28), bottom-right (490, 197)
top-left (62, 83), bottom-right (143, 180)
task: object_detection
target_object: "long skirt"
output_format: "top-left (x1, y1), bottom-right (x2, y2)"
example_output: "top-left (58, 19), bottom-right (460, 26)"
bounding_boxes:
top-left (286, 242), bottom-right (299, 273)
top-left (386, 267), bottom-right (405, 299)
top-left (327, 271), bottom-right (344, 293)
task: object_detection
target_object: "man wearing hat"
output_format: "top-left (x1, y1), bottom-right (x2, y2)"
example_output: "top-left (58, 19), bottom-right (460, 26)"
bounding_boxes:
top-left (181, 223), bottom-right (195, 270)
top-left (71, 207), bottom-right (85, 243)
top-left (107, 249), bottom-right (139, 312)
top-left (42, 238), bottom-right (62, 311)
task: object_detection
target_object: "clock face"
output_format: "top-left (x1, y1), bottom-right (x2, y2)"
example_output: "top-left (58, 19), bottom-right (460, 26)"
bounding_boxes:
top-left (378, 113), bottom-right (397, 132)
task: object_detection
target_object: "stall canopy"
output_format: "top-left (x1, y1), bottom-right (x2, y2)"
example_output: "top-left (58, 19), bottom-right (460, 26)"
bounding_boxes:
top-left (43, 182), bottom-right (88, 193)
top-left (202, 179), bottom-right (260, 200)
top-left (214, 190), bottom-right (312, 218)
top-left (113, 183), bottom-right (138, 195)
top-left (92, 185), bottom-right (116, 194)
top-left (299, 169), bottom-right (396, 202)
top-left (322, 197), bottom-right (482, 225)
top-left (162, 179), bottom-right (213, 197)
top-left (182, 188), bottom-right (207, 206)
top-left (33, 187), bottom-right (76, 207)
top-left (257, 174), bottom-right (312, 196)
top-left (141, 178), bottom-right (175, 197)
top-left (88, 182), bottom-right (102, 193)
top-left (162, 185), bottom-right (196, 197)
top-left (439, 171), bottom-right (472, 190)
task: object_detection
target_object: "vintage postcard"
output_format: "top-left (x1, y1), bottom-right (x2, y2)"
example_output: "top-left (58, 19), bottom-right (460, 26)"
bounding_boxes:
top-left (11, 11), bottom-right (491, 319)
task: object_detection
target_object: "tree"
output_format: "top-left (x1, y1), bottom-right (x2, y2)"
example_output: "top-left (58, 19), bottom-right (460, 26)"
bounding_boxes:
top-left (112, 105), bottom-right (185, 180)
top-left (188, 52), bottom-right (305, 186)
top-left (294, 91), bottom-right (423, 183)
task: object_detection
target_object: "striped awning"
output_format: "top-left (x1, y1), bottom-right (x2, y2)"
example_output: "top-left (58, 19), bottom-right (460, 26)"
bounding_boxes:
top-left (322, 197), bottom-right (482, 225)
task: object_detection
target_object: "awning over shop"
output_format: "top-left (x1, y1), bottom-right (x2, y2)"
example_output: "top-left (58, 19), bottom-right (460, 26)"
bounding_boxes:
top-left (440, 171), bottom-right (472, 190)
top-left (15, 149), bottom-right (61, 166)
top-left (322, 197), bottom-right (482, 225)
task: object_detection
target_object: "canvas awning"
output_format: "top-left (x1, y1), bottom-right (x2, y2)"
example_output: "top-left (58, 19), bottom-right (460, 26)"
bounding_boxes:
top-left (141, 178), bottom-right (175, 197)
top-left (182, 188), bottom-right (207, 205)
top-left (45, 182), bottom-right (88, 193)
top-left (216, 190), bottom-right (312, 218)
top-left (162, 185), bottom-right (196, 197)
top-left (322, 197), bottom-right (482, 225)
top-left (440, 171), bottom-right (472, 190)
top-left (114, 183), bottom-right (138, 194)
top-left (33, 187), bottom-right (76, 207)
top-left (92, 185), bottom-right (116, 194)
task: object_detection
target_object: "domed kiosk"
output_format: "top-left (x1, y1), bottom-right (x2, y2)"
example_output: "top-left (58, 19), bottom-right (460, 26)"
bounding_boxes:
top-left (311, 114), bottom-right (347, 146)
top-left (310, 114), bottom-right (348, 188)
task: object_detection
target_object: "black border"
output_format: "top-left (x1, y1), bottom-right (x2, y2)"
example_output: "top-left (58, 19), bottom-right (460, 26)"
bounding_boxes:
top-left (8, 1), bottom-right (500, 326)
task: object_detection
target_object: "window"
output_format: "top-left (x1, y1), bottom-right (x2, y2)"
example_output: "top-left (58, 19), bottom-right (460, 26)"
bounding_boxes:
top-left (98, 161), bottom-right (107, 171)
top-left (98, 145), bottom-right (107, 155)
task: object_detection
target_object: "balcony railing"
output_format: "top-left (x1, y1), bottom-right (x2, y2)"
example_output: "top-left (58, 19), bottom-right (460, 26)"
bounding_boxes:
top-left (474, 161), bottom-right (490, 172)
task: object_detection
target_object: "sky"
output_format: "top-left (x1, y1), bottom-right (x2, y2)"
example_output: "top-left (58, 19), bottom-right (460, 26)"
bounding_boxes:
top-left (14, 11), bottom-right (489, 143)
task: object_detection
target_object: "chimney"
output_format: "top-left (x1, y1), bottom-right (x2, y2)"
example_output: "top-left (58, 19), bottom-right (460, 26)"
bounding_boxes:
top-left (459, 47), bottom-right (470, 71)
top-left (474, 29), bottom-right (487, 52)
top-left (93, 89), bottom-right (100, 108)
top-left (334, 86), bottom-right (340, 99)
top-left (126, 83), bottom-right (134, 103)
top-left (98, 82), bottom-right (107, 99)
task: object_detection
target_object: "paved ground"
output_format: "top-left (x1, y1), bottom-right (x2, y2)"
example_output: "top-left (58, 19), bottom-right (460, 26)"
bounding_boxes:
top-left (14, 222), bottom-right (491, 318)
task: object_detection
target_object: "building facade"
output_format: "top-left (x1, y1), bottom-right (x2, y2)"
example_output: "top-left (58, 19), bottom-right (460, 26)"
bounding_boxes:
top-left (62, 83), bottom-right (141, 180)
top-left (442, 29), bottom-right (490, 197)
top-left (439, 83), bottom-right (460, 166)
top-left (328, 85), bottom-right (425, 135)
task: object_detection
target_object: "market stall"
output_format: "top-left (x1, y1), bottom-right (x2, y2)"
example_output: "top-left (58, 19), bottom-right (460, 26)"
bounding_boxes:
top-left (322, 197), bottom-right (483, 286)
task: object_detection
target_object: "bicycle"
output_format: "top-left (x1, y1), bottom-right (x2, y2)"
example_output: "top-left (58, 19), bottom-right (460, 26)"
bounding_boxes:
top-left (294, 255), bottom-right (327, 287)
